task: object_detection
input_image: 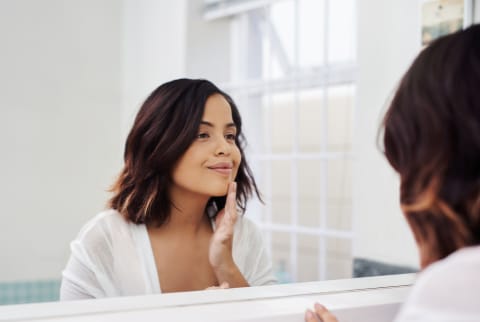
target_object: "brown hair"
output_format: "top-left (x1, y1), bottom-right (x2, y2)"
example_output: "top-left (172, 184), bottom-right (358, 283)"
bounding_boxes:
top-left (109, 78), bottom-right (261, 226)
top-left (381, 24), bottom-right (480, 267)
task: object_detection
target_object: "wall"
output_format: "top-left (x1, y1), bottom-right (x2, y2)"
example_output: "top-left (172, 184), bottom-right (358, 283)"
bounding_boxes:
top-left (185, 0), bottom-right (231, 84)
top-left (121, 0), bottom-right (187, 139)
top-left (0, 0), bottom-right (123, 281)
top-left (475, 0), bottom-right (480, 23)
top-left (353, 0), bottom-right (421, 267)
top-left (354, 0), bottom-right (480, 268)
top-left (0, 0), bottom-right (187, 282)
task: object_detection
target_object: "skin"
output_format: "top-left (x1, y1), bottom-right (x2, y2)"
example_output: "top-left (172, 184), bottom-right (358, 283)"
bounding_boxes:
top-left (305, 303), bottom-right (338, 322)
top-left (147, 94), bottom-right (248, 292)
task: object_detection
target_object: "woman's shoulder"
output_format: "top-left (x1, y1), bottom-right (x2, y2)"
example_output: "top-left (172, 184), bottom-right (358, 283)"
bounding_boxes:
top-left (417, 245), bottom-right (480, 288)
top-left (398, 245), bottom-right (480, 320)
top-left (235, 215), bottom-right (260, 230)
top-left (74, 209), bottom-right (129, 242)
top-left (234, 215), bottom-right (264, 241)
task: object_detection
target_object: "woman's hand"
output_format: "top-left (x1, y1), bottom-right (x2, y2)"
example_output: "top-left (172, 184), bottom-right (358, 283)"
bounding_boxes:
top-left (205, 282), bottom-right (230, 290)
top-left (305, 303), bottom-right (338, 322)
top-left (208, 182), bottom-right (248, 288)
top-left (209, 182), bottom-right (237, 271)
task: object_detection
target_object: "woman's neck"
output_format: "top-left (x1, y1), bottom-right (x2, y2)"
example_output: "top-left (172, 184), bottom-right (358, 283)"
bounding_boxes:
top-left (155, 186), bottom-right (211, 235)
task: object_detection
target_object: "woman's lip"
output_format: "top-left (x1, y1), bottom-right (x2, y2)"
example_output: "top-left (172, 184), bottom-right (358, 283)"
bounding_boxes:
top-left (208, 168), bottom-right (232, 175)
top-left (208, 162), bottom-right (233, 169)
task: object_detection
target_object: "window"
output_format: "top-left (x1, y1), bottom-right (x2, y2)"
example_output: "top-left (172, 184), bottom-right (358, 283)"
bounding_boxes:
top-left (207, 0), bottom-right (356, 282)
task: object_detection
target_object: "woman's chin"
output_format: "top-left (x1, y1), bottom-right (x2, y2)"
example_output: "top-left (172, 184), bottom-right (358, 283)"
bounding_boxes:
top-left (208, 184), bottom-right (230, 197)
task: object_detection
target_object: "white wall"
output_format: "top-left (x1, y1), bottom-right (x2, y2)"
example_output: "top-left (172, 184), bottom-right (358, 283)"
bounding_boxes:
top-left (0, 0), bottom-right (123, 281)
top-left (354, 0), bottom-right (480, 268)
top-left (354, 0), bottom-right (425, 267)
top-left (121, 0), bottom-right (187, 139)
top-left (185, 0), bottom-right (231, 84)
top-left (120, 0), bottom-right (228, 138)
top-left (475, 0), bottom-right (480, 23)
top-left (0, 0), bottom-right (187, 282)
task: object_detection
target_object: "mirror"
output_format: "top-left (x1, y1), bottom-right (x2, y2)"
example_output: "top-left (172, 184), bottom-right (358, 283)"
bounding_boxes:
top-left (0, 0), bottom-right (435, 305)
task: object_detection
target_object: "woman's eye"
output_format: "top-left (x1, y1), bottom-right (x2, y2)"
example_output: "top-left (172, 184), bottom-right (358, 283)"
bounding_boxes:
top-left (225, 133), bottom-right (236, 141)
top-left (197, 133), bottom-right (209, 139)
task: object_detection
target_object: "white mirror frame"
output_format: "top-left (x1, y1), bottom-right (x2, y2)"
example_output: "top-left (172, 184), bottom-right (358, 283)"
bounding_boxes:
top-left (0, 274), bottom-right (415, 322)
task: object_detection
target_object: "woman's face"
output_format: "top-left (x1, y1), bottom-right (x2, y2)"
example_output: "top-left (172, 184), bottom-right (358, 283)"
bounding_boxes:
top-left (171, 93), bottom-right (241, 198)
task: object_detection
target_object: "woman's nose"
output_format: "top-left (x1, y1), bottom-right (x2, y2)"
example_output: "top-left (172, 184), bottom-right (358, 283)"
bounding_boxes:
top-left (215, 136), bottom-right (231, 156)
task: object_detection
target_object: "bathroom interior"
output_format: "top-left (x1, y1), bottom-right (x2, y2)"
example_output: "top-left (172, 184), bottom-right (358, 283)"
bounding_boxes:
top-left (0, 0), bottom-right (478, 321)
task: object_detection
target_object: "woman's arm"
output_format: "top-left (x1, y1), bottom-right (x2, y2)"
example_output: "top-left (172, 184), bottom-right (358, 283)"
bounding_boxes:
top-left (60, 214), bottom-right (119, 300)
top-left (60, 241), bottom-right (106, 300)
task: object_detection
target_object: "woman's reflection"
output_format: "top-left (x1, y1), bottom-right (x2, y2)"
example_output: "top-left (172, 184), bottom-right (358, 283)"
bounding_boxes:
top-left (60, 79), bottom-right (276, 300)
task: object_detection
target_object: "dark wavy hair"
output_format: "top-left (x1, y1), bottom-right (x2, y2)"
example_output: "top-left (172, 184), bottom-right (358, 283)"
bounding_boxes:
top-left (381, 24), bottom-right (480, 267)
top-left (109, 78), bottom-right (261, 226)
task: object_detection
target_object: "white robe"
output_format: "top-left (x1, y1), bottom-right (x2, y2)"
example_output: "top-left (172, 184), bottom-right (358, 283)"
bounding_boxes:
top-left (395, 245), bottom-right (480, 321)
top-left (60, 209), bottom-right (276, 300)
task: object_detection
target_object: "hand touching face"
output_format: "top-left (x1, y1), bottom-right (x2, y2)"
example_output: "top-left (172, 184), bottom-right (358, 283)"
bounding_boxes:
top-left (209, 182), bottom-right (238, 270)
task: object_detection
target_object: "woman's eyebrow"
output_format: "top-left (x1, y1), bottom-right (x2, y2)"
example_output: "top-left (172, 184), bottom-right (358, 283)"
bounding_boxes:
top-left (200, 121), bottom-right (237, 129)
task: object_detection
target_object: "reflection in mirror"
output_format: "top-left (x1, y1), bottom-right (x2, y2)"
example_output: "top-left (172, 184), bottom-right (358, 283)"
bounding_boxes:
top-left (1, 0), bottom-right (435, 306)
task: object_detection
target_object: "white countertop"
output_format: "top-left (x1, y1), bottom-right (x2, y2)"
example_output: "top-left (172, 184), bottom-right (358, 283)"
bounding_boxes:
top-left (0, 274), bottom-right (415, 322)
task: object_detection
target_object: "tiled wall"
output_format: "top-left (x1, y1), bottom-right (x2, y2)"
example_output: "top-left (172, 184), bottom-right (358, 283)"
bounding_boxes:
top-left (0, 280), bottom-right (60, 305)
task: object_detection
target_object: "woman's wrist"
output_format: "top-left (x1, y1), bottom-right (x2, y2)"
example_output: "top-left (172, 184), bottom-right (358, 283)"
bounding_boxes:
top-left (212, 257), bottom-right (236, 276)
top-left (211, 257), bottom-right (249, 288)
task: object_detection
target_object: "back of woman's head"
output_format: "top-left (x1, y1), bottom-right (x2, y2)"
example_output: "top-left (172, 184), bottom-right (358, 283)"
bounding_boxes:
top-left (109, 78), bottom-right (260, 226)
top-left (382, 24), bottom-right (480, 266)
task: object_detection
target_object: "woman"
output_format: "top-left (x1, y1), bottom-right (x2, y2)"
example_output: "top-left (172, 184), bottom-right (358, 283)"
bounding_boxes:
top-left (60, 79), bottom-right (276, 299)
top-left (307, 24), bottom-right (480, 321)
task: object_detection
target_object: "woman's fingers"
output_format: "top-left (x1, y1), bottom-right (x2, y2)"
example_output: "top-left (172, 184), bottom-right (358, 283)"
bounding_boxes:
top-left (209, 182), bottom-right (238, 269)
top-left (220, 281), bottom-right (229, 288)
top-left (215, 182), bottom-right (237, 234)
top-left (305, 309), bottom-right (318, 322)
top-left (224, 181), bottom-right (237, 226)
top-left (304, 303), bottom-right (338, 322)
top-left (214, 209), bottom-right (225, 228)
top-left (205, 282), bottom-right (230, 290)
